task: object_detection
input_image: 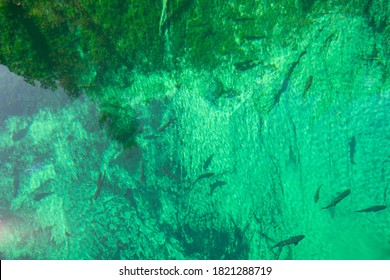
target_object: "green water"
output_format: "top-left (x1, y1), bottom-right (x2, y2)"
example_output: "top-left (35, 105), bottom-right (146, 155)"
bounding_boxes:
top-left (0, 0), bottom-right (389, 260)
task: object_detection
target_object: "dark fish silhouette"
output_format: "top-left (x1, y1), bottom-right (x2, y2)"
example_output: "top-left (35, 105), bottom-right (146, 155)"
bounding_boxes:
top-left (234, 59), bottom-right (262, 71)
top-left (160, 167), bottom-right (181, 182)
top-left (210, 180), bottom-right (227, 194)
top-left (322, 189), bottom-right (351, 209)
top-left (193, 172), bottom-right (214, 185)
top-left (355, 205), bottom-right (387, 213)
top-left (231, 17), bottom-right (255, 22)
top-left (271, 235), bottom-right (305, 249)
top-left (124, 188), bottom-right (139, 216)
top-left (348, 136), bottom-right (356, 164)
top-left (158, 117), bottom-right (175, 132)
top-left (302, 75), bottom-right (313, 99)
top-left (140, 159), bottom-right (146, 186)
top-left (143, 134), bottom-right (159, 140)
top-left (93, 170), bottom-right (106, 200)
top-left (288, 144), bottom-right (298, 165)
top-left (314, 185), bottom-right (322, 203)
top-left (12, 123), bottom-right (32, 142)
top-left (13, 175), bottom-right (20, 197)
top-left (24, 163), bottom-right (46, 173)
top-left (13, 166), bottom-right (20, 197)
top-left (270, 51), bottom-right (307, 111)
top-left (244, 35), bottom-right (266, 41)
top-left (33, 191), bottom-right (54, 201)
top-left (203, 153), bottom-right (214, 170)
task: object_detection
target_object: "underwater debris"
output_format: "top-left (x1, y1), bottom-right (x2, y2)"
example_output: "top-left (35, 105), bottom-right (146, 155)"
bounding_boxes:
top-left (193, 172), bottom-right (215, 185)
top-left (234, 59), bottom-right (262, 71)
top-left (93, 170), bottom-right (106, 200)
top-left (210, 180), bottom-right (227, 194)
top-left (33, 191), bottom-right (54, 201)
top-left (271, 235), bottom-right (305, 250)
top-left (314, 185), bottom-right (322, 204)
top-left (302, 75), bottom-right (313, 99)
top-left (354, 205), bottom-right (387, 213)
top-left (322, 189), bottom-right (351, 209)
top-left (348, 136), bottom-right (356, 164)
top-left (203, 153), bottom-right (214, 171)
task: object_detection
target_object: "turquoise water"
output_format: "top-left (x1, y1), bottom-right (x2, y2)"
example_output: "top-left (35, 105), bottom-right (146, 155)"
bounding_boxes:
top-left (0, 1), bottom-right (389, 260)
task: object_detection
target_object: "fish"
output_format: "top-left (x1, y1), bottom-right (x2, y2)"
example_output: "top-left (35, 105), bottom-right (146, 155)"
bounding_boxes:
top-left (243, 36), bottom-right (266, 41)
top-left (275, 246), bottom-right (283, 260)
top-left (24, 163), bottom-right (46, 173)
top-left (314, 185), bottom-right (322, 204)
top-left (143, 134), bottom-right (159, 140)
top-left (193, 172), bottom-right (215, 185)
top-left (288, 144), bottom-right (298, 165)
top-left (12, 123), bottom-right (31, 142)
top-left (355, 205), bottom-right (387, 213)
top-left (348, 136), bottom-right (356, 164)
top-left (158, 117), bottom-right (175, 132)
top-left (302, 75), bottom-right (313, 99)
top-left (93, 170), bottom-right (106, 200)
top-left (322, 189), bottom-right (351, 209)
top-left (124, 188), bottom-right (139, 216)
top-left (210, 180), bottom-right (227, 194)
top-left (13, 175), bottom-right (20, 197)
top-left (271, 235), bottom-right (305, 249)
top-left (203, 153), bottom-right (214, 170)
top-left (234, 59), bottom-right (262, 71)
top-left (287, 51), bottom-right (307, 78)
top-left (231, 17), bottom-right (255, 22)
top-left (160, 167), bottom-right (181, 182)
top-left (320, 33), bottom-right (337, 52)
top-left (33, 191), bottom-right (54, 201)
top-left (273, 78), bottom-right (289, 107)
top-left (140, 159), bottom-right (146, 186)
top-left (361, 57), bottom-right (381, 61)
top-left (12, 166), bottom-right (20, 197)
top-left (270, 51), bottom-right (307, 111)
